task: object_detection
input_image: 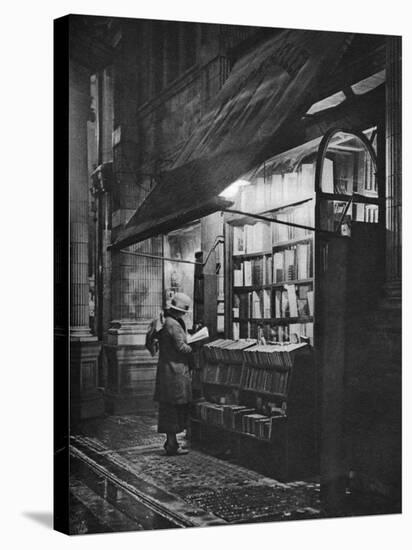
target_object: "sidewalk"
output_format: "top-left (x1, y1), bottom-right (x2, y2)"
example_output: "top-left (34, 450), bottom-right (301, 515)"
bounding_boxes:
top-left (69, 414), bottom-right (321, 533)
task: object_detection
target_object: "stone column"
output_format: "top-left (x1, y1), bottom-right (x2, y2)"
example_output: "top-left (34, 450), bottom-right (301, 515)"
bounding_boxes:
top-left (345, 36), bottom-right (402, 505)
top-left (105, 234), bottom-right (163, 415)
top-left (385, 36), bottom-right (402, 302)
top-left (104, 25), bottom-right (162, 413)
top-left (69, 60), bottom-right (103, 421)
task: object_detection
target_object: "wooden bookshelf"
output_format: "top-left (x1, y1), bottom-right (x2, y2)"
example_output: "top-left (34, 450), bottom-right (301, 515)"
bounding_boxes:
top-left (194, 128), bottom-right (385, 482)
top-left (191, 341), bottom-right (316, 480)
top-left (229, 192), bottom-right (315, 342)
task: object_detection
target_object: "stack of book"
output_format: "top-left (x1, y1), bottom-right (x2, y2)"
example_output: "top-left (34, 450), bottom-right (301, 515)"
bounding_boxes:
top-left (243, 343), bottom-right (308, 369)
top-left (273, 284), bottom-right (313, 319)
top-left (195, 402), bottom-right (225, 426)
top-left (234, 290), bottom-right (272, 320)
top-left (272, 202), bottom-right (313, 243)
top-left (261, 324), bottom-right (291, 343)
top-left (202, 363), bottom-right (227, 385)
top-left (194, 401), bottom-right (286, 441)
top-left (202, 362), bottom-right (245, 387)
top-left (233, 222), bottom-right (272, 254)
top-left (273, 244), bottom-right (312, 284)
top-left (242, 413), bottom-right (271, 439)
top-left (202, 339), bottom-right (233, 362)
top-left (203, 339), bottom-right (257, 363)
top-left (242, 365), bottom-right (289, 395)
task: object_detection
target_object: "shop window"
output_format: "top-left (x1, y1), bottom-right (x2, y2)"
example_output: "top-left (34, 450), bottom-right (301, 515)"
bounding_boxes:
top-left (224, 126), bottom-right (381, 344)
top-left (316, 128), bottom-right (379, 236)
top-left (164, 221), bottom-right (201, 329)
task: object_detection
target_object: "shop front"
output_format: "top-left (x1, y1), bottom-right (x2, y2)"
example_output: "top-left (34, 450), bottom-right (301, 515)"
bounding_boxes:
top-left (108, 29), bottom-right (399, 509)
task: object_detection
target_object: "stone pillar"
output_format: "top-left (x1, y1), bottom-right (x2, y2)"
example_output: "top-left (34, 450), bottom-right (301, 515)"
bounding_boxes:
top-left (103, 23), bottom-right (163, 415)
top-left (344, 36), bottom-right (402, 506)
top-left (385, 36), bottom-right (402, 302)
top-left (69, 60), bottom-right (103, 421)
top-left (105, 217), bottom-right (163, 414)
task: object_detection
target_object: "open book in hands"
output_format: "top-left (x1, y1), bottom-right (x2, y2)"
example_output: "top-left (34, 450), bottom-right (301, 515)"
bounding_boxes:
top-left (187, 326), bottom-right (209, 345)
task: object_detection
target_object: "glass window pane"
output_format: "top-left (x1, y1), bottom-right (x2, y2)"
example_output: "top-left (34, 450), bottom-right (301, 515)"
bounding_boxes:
top-left (319, 199), bottom-right (353, 236)
top-left (320, 199), bottom-right (379, 236)
top-left (320, 131), bottom-right (377, 197)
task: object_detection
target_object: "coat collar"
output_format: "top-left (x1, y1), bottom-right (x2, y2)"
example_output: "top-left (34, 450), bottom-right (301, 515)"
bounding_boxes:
top-left (165, 310), bottom-right (186, 332)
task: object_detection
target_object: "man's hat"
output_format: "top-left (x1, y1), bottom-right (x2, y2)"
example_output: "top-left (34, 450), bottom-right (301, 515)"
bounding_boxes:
top-left (169, 292), bottom-right (192, 313)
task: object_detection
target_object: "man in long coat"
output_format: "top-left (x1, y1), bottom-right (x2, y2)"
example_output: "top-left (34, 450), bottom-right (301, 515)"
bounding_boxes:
top-left (154, 292), bottom-right (193, 455)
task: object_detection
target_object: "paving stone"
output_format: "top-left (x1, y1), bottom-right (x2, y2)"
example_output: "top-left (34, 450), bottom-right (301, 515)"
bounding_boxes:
top-left (74, 414), bottom-right (322, 524)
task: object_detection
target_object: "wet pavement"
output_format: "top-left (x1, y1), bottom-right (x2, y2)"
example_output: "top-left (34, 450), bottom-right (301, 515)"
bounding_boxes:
top-left (69, 414), bottom-right (322, 534)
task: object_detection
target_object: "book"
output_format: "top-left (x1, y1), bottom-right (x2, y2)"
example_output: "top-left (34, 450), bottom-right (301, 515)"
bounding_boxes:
top-left (273, 251), bottom-right (284, 283)
top-left (286, 284), bottom-right (298, 317)
top-left (281, 289), bottom-right (290, 317)
top-left (244, 260), bottom-right (252, 285)
top-left (307, 290), bottom-right (314, 316)
top-left (252, 290), bottom-right (262, 319)
top-left (217, 315), bottom-right (225, 333)
top-left (233, 226), bottom-right (245, 254)
top-left (264, 255), bottom-right (273, 285)
top-left (255, 177), bottom-right (266, 211)
top-left (297, 298), bottom-right (309, 317)
top-left (284, 248), bottom-right (296, 281)
top-left (296, 243), bottom-right (309, 279)
top-left (322, 157), bottom-right (334, 193)
top-left (274, 289), bottom-right (282, 318)
top-left (263, 289), bottom-right (271, 318)
top-left (251, 257), bottom-right (263, 286)
top-left (187, 326), bottom-right (209, 344)
top-left (234, 262), bottom-right (244, 286)
top-left (300, 162), bottom-right (314, 198)
top-left (233, 294), bottom-right (240, 318)
top-left (289, 323), bottom-right (301, 343)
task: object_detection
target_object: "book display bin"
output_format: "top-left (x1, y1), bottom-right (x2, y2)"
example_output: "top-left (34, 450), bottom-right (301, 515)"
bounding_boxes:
top-left (191, 341), bottom-right (317, 481)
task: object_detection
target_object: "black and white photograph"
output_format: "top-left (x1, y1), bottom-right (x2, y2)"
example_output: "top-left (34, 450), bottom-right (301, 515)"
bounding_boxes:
top-left (3, 2), bottom-right (410, 547)
top-left (52, 12), bottom-right (403, 536)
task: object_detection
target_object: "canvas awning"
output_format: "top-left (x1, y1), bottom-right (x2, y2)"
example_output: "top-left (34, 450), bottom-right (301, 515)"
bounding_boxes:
top-left (112, 29), bottom-right (354, 249)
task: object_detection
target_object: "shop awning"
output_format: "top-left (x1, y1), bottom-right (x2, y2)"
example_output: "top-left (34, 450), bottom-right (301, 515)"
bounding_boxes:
top-left (112, 29), bottom-right (354, 249)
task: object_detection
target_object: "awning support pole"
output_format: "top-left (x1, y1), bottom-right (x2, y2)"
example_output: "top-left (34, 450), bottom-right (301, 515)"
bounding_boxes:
top-left (222, 207), bottom-right (346, 237)
top-left (119, 236), bottom-right (224, 267)
top-left (120, 250), bottom-right (202, 265)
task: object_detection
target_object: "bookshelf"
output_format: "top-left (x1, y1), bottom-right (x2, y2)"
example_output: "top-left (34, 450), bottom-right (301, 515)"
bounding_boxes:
top-left (225, 128), bottom-right (381, 347)
top-left (229, 196), bottom-right (315, 346)
top-left (192, 128), bottom-right (384, 482)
